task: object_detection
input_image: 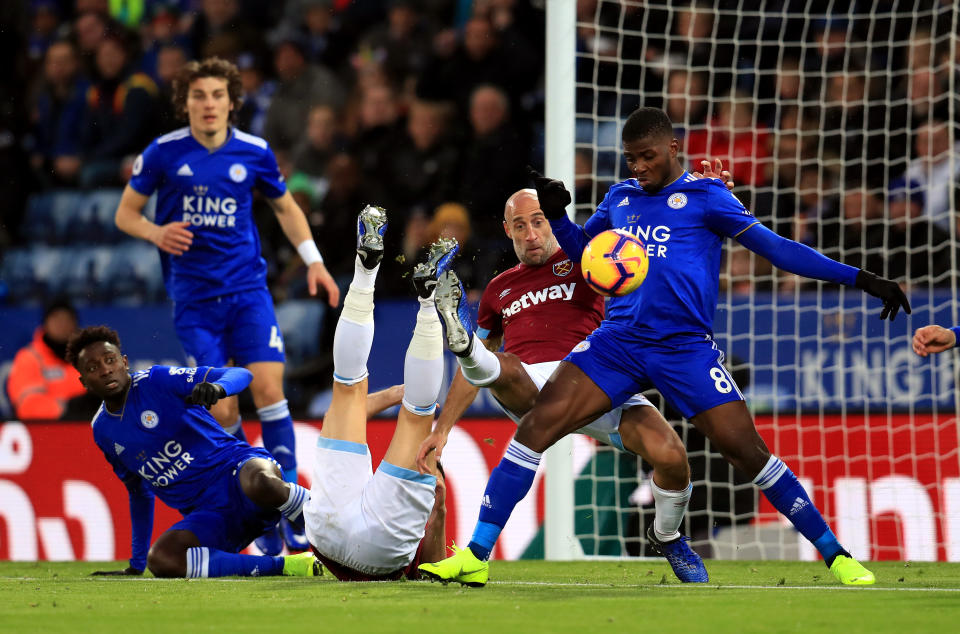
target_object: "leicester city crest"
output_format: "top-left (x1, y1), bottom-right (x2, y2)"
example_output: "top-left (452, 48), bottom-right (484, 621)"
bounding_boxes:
top-left (667, 193), bottom-right (688, 209)
top-left (140, 410), bottom-right (159, 429)
top-left (229, 163), bottom-right (247, 183)
top-left (553, 259), bottom-right (573, 277)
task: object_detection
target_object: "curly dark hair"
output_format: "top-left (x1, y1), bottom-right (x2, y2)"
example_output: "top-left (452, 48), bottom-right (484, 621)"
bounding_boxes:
top-left (66, 326), bottom-right (122, 369)
top-left (171, 57), bottom-right (243, 122)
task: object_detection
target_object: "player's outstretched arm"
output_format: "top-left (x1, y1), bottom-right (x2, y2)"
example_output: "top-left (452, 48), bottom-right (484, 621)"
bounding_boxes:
top-left (527, 166), bottom-right (599, 258)
top-left (267, 191), bottom-right (340, 307)
top-left (91, 450), bottom-right (153, 575)
top-left (366, 385), bottom-right (404, 417)
top-left (420, 471), bottom-right (447, 565)
top-left (185, 367), bottom-right (253, 408)
top-left (114, 185), bottom-right (194, 255)
top-left (913, 325), bottom-right (959, 356)
top-left (736, 223), bottom-right (911, 321)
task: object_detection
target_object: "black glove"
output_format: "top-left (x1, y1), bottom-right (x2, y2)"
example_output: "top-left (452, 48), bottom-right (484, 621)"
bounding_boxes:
top-left (855, 270), bottom-right (911, 321)
top-left (91, 566), bottom-right (143, 576)
top-left (527, 166), bottom-right (571, 219)
top-left (186, 382), bottom-right (227, 409)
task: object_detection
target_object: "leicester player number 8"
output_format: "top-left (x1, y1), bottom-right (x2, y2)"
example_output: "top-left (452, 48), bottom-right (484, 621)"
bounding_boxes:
top-left (710, 367), bottom-right (732, 394)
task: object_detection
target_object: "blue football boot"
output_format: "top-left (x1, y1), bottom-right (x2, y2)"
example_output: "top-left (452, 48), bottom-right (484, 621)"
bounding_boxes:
top-left (434, 270), bottom-right (474, 356)
top-left (412, 237), bottom-right (459, 299)
top-left (356, 204), bottom-right (388, 269)
top-left (280, 517), bottom-right (310, 552)
top-left (646, 526), bottom-right (709, 583)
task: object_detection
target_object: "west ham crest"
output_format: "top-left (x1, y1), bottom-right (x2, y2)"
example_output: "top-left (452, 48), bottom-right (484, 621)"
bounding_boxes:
top-left (553, 259), bottom-right (573, 277)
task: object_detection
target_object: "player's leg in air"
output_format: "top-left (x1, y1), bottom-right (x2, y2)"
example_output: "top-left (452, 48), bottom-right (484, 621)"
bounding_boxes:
top-left (145, 456), bottom-right (320, 579)
top-left (303, 214), bottom-right (448, 578)
top-left (690, 401), bottom-right (874, 585)
top-left (419, 271), bottom-right (706, 584)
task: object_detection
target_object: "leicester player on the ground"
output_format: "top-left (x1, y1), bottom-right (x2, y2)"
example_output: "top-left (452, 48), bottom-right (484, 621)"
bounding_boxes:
top-left (67, 326), bottom-right (319, 579)
top-left (415, 188), bottom-right (705, 584)
top-left (302, 206), bottom-right (448, 581)
top-left (113, 57), bottom-right (339, 553)
top-left (425, 107), bottom-right (911, 587)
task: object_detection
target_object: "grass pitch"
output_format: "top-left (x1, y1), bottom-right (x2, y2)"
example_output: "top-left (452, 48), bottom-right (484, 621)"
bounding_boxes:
top-left (2, 560), bottom-right (959, 633)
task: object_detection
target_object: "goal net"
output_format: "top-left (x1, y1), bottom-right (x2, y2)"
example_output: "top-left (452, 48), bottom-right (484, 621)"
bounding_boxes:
top-left (548, 0), bottom-right (960, 562)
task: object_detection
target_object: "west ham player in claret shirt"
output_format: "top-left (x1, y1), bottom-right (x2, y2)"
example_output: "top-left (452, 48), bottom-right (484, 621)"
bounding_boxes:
top-left (417, 187), bottom-right (712, 586)
top-left (68, 326), bottom-right (319, 579)
top-left (424, 107), bottom-right (911, 587)
top-left (112, 57), bottom-right (338, 553)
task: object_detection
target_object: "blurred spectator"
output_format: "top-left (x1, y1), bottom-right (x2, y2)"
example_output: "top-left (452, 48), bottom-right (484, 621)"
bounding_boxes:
top-left (664, 69), bottom-right (708, 141)
top-left (72, 10), bottom-right (110, 75)
top-left (29, 39), bottom-right (89, 185)
top-left (6, 299), bottom-right (86, 420)
top-left (27, 0), bottom-right (62, 67)
top-left (884, 178), bottom-right (952, 284)
top-left (78, 32), bottom-right (159, 188)
top-left (903, 119), bottom-right (960, 230)
top-left (139, 5), bottom-right (193, 83)
top-left (457, 84), bottom-right (527, 244)
top-left (294, 0), bottom-right (353, 69)
top-left (154, 43), bottom-right (188, 133)
top-left (235, 52), bottom-right (276, 138)
top-left (263, 36), bottom-right (346, 154)
top-left (359, 0), bottom-right (434, 91)
top-left (349, 82), bottom-right (402, 202)
top-left (407, 202), bottom-right (485, 299)
top-left (313, 153), bottom-right (366, 281)
top-left (292, 103), bottom-right (342, 181)
top-left (685, 91), bottom-right (771, 187)
top-left (819, 185), bottom-right (886, 272)
top-left (380, 98), bottom-right (459, 221)
top-left (185, 0), bottom-right (265, 61)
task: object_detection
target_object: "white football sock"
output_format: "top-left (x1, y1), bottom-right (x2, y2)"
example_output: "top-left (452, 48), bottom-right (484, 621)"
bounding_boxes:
top-left (333, 285), bottom-right (375, 384)
top-left (652, 480), bottom-right (692, 542)
top-left (458, 333), bottom-right (501, 386)
top-left (351, 255), bottom-right (379, 290)
top-left (402, 298), bottom-right (443, 415)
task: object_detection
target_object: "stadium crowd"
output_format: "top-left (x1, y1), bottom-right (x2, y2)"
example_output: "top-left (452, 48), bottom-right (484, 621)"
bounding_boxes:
top-left (0, 0), bottom-right (956, 409)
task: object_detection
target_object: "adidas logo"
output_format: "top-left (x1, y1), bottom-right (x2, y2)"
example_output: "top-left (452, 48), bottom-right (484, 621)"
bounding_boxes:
top-left (482, 494), bottom-right (492, 508)
top-left (617, 196), bottom-right (630, 207)
top-left (177, 163), bottom-right (193, 176)
top-left (251, 565), bottom-right (260, 577)
top-left (114, 442), bottom-right (124, 455)
top-left (789, 497), bottom-right (808, 516)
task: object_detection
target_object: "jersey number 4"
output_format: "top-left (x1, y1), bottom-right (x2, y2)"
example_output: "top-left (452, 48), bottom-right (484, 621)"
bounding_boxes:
top-left (269, 326), bottom-right (284, 353)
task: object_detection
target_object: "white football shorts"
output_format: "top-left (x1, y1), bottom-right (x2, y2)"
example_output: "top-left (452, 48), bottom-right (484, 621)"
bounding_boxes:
top-left (303, 436), bottom-right (437, 576)
top-left (493, 360), bottom-right (654, 453)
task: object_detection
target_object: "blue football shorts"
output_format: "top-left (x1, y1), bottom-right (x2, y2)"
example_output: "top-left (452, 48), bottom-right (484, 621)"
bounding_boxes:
top-left (173, 288), bottom-right (285, 367)
top-left (564, 322), bottom-right (745, 420)
top-left (170, 446), bottom-right (281, 553)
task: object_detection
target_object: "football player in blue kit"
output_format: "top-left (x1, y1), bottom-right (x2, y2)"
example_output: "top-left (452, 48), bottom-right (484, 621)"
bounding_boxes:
top-left (427, 107), bottom-right (910, 586)
top-left (68, 326), bottom-right (320, 578)
top-left (113, 57), bottom-right (339, 553)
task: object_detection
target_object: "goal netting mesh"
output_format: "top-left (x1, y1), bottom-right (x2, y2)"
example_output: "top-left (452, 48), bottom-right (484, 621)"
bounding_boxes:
top-left (565, 0), bottom-right (960, 562)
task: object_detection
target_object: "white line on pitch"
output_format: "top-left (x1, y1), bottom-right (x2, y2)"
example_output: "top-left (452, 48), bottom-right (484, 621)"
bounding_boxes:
top-left (488, 581), bottom-right (960, 592)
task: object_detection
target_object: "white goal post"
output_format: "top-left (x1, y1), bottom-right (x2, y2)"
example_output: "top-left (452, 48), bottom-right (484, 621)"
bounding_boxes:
top-left (542, 0), bottom-right (960, 563)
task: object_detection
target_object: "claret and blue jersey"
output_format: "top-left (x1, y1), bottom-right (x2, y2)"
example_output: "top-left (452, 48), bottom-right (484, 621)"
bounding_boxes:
top-left (553, 173), bottom-right (758, 341)
top-left (129, 127), bottom-right (287, 303)
top-left (91, 365), bottom-right (257, 514)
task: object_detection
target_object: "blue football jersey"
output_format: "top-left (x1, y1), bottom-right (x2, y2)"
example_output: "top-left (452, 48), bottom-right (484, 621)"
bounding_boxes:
top-left (129, 127), bottom-right (287, 302)
top-left (581, 173), bottom-right (758, 339)
top-left (92, 365), bottom-right (251, 514)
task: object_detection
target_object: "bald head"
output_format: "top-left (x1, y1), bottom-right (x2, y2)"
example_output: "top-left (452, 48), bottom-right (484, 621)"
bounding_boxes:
top-left (503, 188), bottom-right (559, 266)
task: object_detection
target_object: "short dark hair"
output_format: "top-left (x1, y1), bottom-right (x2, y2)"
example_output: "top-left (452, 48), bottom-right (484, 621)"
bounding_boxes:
top-left (171, 57), bottom-right (243, 121)
top-left (622, 107), bottom-right (674, 143)
top-left (66, 326), bottom-right (121, 368)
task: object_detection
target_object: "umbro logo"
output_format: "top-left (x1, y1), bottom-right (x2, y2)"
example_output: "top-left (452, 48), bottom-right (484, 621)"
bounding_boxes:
top-left (114, 442), bottom-right (125, 455)
top-left (177, 163), bottom-right (193, 176)
top-left (616, 196), bottom-right (630, 207)
top-left (498, 288), bottom-right (511, 299)
top-left (789, 497), bottom-right (808, 516)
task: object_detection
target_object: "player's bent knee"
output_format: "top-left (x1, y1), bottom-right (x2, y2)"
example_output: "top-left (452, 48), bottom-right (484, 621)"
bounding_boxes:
top-left (147, 545), bottom-right (185, 578)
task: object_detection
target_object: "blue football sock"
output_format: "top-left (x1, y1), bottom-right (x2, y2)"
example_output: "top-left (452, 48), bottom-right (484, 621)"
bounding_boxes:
top-left (186, 547), bottom-right (284, 577)
top-left (754, 455), bottom-right (847, 566)
top-left (258, 400), bottom-right (297, 481)
top-left (467, 440), bottom-right (542, 560)
top-left (224, 416), bottom-right (248, 443)
top-left (278, 483), bottom-right (309, 529)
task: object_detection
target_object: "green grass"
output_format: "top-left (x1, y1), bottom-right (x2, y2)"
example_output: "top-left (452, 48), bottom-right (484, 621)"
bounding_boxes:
top-left (3, 560), bottom-right (960, 633)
